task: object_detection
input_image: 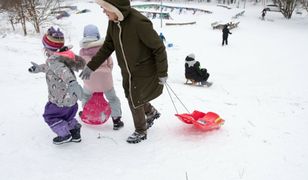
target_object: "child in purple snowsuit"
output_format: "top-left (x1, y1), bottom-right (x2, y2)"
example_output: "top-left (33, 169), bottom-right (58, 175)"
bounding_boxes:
top-left (28, 27), bottom-right (85, 145)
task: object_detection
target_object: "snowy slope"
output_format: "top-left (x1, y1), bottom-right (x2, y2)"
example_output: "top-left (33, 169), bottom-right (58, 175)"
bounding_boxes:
top-left (0, 1), bottom-right (308, 180)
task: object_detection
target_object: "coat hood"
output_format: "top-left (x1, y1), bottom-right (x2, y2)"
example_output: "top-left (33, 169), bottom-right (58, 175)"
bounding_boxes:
top-left (49, 50), bottom-right (85, 72)
top-left (95, 0), bottom-right (130, 21)
top-left (80, 38), bottom-right (104, 49)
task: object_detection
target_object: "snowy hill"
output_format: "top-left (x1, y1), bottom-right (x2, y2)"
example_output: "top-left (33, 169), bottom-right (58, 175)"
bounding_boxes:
top-left (0, 1), bottom-right (308, 180)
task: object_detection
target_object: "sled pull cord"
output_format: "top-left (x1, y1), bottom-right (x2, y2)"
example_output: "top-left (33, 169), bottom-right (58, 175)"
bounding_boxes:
top-left (165, 83), bottom-right (190, 114)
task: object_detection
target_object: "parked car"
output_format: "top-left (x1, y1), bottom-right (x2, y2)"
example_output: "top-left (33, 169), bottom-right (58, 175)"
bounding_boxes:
top-left (265, 4), bottom-right (281, 12)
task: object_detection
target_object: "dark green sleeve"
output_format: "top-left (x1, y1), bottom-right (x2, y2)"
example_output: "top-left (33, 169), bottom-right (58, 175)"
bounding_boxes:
top-left (137, 19), bottom-right (168, 78)
top-left (87, 23), bottom-right (115, 71)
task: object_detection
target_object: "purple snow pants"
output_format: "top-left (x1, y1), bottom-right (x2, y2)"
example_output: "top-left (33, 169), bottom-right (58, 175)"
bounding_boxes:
top-left (43, 102), bottom-right (78, 137)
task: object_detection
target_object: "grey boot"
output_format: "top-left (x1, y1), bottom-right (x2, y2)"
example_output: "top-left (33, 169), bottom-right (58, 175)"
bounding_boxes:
top-left (146, 107), bottom-right (161, 129)
top-left (127, 131), bottom-right (147, 144)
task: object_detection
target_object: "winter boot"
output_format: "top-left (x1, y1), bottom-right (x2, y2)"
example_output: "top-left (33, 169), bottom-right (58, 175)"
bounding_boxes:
top-left (201, 81), bottom-right (213, 87)
top-left (112, 117), bottom-right (124, 130)
top-left (70, 123), bottom-right (82, 142)
top-left (146, 107), bottom-right (161, 129)
top-left (126, 131), bottom-right (147, 144)
top-left (53, 134), bottom-right (72, 145)
top-left (78, 111), bottom-right (83, 118)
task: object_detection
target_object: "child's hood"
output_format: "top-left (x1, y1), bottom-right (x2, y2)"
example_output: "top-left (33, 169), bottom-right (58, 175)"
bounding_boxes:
top-left (80, 38), bottom-right (104, 49)
top-left (48, 50), bottom-right (85, 71)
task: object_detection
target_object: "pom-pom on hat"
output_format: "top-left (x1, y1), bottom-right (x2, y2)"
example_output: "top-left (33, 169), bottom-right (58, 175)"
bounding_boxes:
top-left (42, 26), bottom-right (65, 51)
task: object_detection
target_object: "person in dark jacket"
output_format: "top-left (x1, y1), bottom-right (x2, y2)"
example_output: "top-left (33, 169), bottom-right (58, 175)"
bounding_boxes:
top-left (159, 32), bottom-right (166, 43)
top-left (79, 0), bottom-right (168, 144)
top-left (222, 25), bottom-right (232, 46)
top-left (185, 53), bottom-right (212, 87)
top-left (261, 8), bottom-right (267, 20)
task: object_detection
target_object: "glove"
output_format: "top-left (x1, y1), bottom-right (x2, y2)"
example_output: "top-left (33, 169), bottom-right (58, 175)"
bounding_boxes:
top-left (158, 76), bottom-right (168, 85)
top-left (28, 62), bottom-right (40, 73)
top-left (79, 66), bottom-right (93, 80)
top-left (68, 81), bottom-right (84, 100)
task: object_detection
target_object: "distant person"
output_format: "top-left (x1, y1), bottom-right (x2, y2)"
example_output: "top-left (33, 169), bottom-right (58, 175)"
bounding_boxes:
top-left (79, 24), bottom-right (124, 130)
top-left (261, 9), bottom-right (267, 20)
top-left (222, 25), bottom-right (232, 46)
top-left (79, 0), bottom-right (168, 144)
top-left (185, 53), bottom-right (212, 87)
top-left (28, 27), bottom-right (85, 145)
top-left (159, 32), bottom-right (166, 43)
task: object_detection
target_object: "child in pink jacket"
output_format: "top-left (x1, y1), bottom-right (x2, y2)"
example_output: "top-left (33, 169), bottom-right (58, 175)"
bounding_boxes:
top-left (79, 24), bottom-right (124, 130)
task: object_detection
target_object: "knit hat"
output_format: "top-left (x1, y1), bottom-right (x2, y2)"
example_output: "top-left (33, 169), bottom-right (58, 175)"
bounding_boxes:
top-left (42, 27), bottom-right (64, 51)
top-left (80, 24), bottom-right (101, 44)
top-left (185, 53), bottom-right (195, 61)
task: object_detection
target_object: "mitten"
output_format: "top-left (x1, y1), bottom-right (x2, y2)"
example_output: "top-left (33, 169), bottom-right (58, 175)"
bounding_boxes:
top-left (28, 62), bottom-right (40, 73)
top-left (79, 66), bottom-right (93, 80)
top-left (158, 76), bottom-right (168, 85)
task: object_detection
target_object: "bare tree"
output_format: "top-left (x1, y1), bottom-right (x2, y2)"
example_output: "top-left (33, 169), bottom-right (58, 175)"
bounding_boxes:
top-left (0, 0), bottom-right (27, 34)
top-left (300, 0), bottom-right (308, 12)
top-left (25, 0), bottom-right (59, 33)
top-left (276, 0), bottom-right (298, 18)
top-left (0, 0), bottom-right (59, 35)
top-left (0, 0), bottom-right (28, 35)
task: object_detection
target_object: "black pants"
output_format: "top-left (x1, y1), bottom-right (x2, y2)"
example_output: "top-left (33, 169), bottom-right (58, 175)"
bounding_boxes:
top-left (200, 69), bottom-right (210, 81)
top-left (222, 38), bottom-right (228, 45)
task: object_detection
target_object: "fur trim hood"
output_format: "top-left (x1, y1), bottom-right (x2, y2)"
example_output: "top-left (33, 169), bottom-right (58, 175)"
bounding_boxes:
top-left (48, 52), bottom-right (86, 72)
top-left (80, 38), bottom-right (104, 49)
top-left (95, 0), bottom-right (131, 21)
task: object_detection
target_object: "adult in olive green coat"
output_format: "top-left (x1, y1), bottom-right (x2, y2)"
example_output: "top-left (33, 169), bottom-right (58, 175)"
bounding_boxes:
top-left (80, 0), bottom-right (168, 143)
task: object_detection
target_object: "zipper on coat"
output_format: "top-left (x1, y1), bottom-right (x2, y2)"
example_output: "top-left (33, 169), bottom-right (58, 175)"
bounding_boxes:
top-left (117, 22), bottom-right (141, 109)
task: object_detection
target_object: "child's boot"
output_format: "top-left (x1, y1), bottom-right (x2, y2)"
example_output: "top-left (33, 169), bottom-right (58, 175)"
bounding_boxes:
top-left (112, 117), bottom-right (124, 130)
top-left (201, 81), bottom-right (213, 87)
top-left (53, 134), bottom-right (72, 145)
top-left (70, 123), bottom-right (82, 142)
top-left (78, 111), bottom-right (83, 118)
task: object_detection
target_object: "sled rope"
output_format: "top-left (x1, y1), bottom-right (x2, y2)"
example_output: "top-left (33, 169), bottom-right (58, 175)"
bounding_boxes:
top-left (165, 83), bottom-right (190, 114)
top-left (165, 83), bottom-right (178, 113)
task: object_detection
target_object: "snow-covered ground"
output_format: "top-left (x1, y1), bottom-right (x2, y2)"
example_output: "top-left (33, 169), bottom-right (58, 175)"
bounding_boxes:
top-left (0, 1), bottom-right (308, 180)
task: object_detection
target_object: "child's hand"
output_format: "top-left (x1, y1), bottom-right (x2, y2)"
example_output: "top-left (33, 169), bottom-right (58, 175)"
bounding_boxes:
top-left (79, 66), bottom-right (93, 80)
top-left (28, 62), bottom-right (40, 73)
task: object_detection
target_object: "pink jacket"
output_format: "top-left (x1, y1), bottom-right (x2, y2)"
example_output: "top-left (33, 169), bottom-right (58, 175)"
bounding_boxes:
top-left (79, 39), bottom-right (114, 93)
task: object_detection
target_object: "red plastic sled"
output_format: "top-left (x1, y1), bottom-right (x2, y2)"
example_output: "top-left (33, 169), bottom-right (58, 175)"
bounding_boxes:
top-left (175, 110), bottom-right (224, 131)
top-left (80, 92), bottom-right (111, 125)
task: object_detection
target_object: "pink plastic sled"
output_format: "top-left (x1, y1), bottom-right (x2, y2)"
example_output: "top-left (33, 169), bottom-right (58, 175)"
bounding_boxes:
top-left (80, 92), bottom-right (111, 125)
top-left (175, 110), bottom-right (224, 131)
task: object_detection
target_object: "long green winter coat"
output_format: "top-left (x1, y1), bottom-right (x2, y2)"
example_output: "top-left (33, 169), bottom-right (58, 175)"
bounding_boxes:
top-left (87, 0), bottom-right (168, 108)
